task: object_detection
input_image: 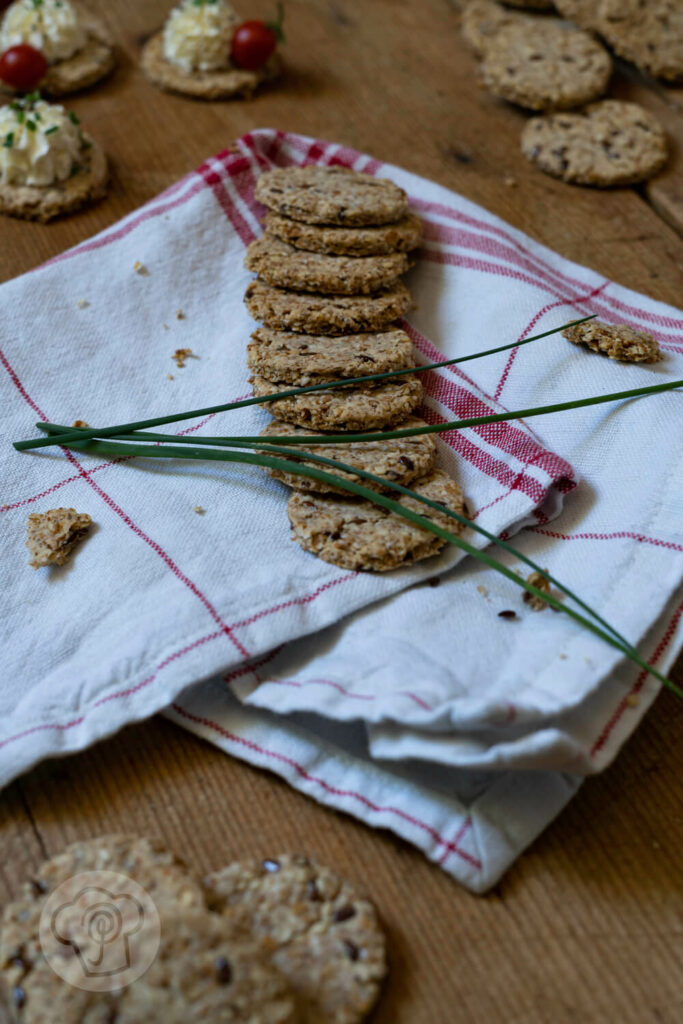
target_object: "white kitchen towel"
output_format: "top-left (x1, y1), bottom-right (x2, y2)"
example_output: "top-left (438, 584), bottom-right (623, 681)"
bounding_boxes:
top-left (192, 133), bottom-right (683, 772)
top-left (1, 130), bottom-right (681, 893)
top-left (0, 132), bottom-right (575, 788)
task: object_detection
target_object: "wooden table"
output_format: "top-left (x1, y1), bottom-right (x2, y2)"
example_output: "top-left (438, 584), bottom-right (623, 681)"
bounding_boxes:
top-left (2, 3), bottom-right (682, 1021)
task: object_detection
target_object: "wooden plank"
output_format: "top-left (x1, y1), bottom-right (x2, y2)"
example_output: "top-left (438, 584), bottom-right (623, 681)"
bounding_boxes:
top-left (1, 3), bottom-right (682, 1021)
top-left (9, 681), bottom-right (683, 1024)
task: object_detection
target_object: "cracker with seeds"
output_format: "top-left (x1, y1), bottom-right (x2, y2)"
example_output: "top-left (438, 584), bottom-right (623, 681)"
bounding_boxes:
top-left (287, 469), bottom-right (465, 572)
top-left (205, 854), bottom-right (387, 1024)
top-left (259, 417), bottom-right (437, 495)
top-left (521, 100), bottom-right (668, 186)
top-left (255, 165), bottom-right (409, 226)
top-left (597, 0), bottom-right (683, 83)
top-left (481, 21), bottom-right (612, 111)
top-left (563, 320), bottom-right (662, 362)
top-left (244, 280), bottom-right (412, 336)
top-left (251, 374), bottom-right (424, 432)
top-left (263, 211), bottom-right (423, 257)
top-left (25, 508), bottom-right (92, 568)
top-left (247, 327), bottom-right (414, 385)
top-left (245, 235), bottom-right (409, 296)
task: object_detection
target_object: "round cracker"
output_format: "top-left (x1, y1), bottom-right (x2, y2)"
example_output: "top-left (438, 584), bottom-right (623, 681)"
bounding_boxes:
top-left (247, 327), bottom-right (414, 385)
top-left (244, 235), bottom-right (409, 296)
top-left (597, 0), bottom-right (683, 82)
top-left (521, 100), bottom-right (668, 186)
top-left (258, 416), bottom-right (437, 495)
top-left (0, 138), bottom-right (107, 222)
top-left (141, 31), bottom-right (281, 99)
top-left (205, 854), bottom-right (387, 1024)
top-left (287, 469), bottom-right (466, 572)
top-left (244, 279), bottom-right (412, 336)
top-left (461, 0), bottom-right (530, 57)
top-left (481, 21), bottom-right (612, 110)
top-left (255, 165), bottom-right (409, 226)
top-left (251, 373), bottom-right (424, 432)
top-left (263, 210), bottom-right (423, 256)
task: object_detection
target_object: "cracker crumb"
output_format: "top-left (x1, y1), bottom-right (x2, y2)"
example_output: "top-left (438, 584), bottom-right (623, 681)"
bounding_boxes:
top-left (134, 261), bottom-right (150, 276)
top-left (559, 653), bottom-right (568, 660)
top-left (77, 299), bottom-right (90, 309)
top-left (503, 175), bottom-right (517, 187)
top-left (625, 694), bottom-right (640, 708)
top-left (523, 569), bottom-right (553, 611)
top-left (172, 348), bottom-right (197, 368)
top-left (563, 320), bottom-right (661, 363)
top-left (71, 420), bottom-right (89, 428)
top-left (167, 374), bottom-right (175, 380)
top-left (26, 508), bottom-right (92, 569)
top-left (163, 323), bottom-right (170, 330)
top-left (176, 309), bottom-right (185, 320)
top-left (193, 506), bottom-right (206, 514)
top-left (477, 584), bottom-right (488, 597)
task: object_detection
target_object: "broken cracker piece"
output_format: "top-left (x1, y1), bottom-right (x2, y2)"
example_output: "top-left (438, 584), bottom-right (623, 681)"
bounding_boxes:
top-left (172, 348), bottom-right (196, 368)
top-left (26, 508), bottom-right (92, 569)
top-left (523, 569), bottom-right (553, 611)
top-left (72, 420), bottom-right (89, 428)
top-left (133, 261), bottom-right (150, 275)
top-left (563, 320), bottom-right (661, 363)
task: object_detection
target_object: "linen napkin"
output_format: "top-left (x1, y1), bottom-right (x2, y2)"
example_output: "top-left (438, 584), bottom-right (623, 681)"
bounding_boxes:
top-left (0, 132), bottom-right (573, 789)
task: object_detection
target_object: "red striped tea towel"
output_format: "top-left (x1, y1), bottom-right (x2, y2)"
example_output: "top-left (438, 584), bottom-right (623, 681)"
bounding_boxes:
top-left (0, 133), bottom-right (574, 787)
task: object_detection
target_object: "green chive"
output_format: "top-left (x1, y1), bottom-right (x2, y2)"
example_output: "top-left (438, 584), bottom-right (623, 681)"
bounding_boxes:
top-left (25, 120), bottom-right (36, 132)
top-left (16, 377), bottom-right (683, 453)
top-left (68, 111), bottom-right (80, 125)
top-left (44, 125), bottom-right (59, 135)
top-left (2, 132), bottom-right (14, 148)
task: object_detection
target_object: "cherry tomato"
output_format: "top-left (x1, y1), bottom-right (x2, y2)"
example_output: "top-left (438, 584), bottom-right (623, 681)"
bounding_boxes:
top-left (231, 2), bottom-right (284, 70)
top-left (231, 21), bottom-right (277, 70)
top-left (0, 45), bottom-right (48, 91)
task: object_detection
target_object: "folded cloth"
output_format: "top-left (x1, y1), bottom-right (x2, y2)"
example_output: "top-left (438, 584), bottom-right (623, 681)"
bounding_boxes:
top-left (1, 131), bottom-right (681, 894)
top-left (0, 132), bottom-right (573, 789)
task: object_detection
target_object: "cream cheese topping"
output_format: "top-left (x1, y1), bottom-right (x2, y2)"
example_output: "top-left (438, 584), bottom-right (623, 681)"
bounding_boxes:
top-left (0, 99), bottom-right (86, 186)
top-left (162, 0), bottom-right (239, 72)
top-left (0, 0), bottom-right (87, 64)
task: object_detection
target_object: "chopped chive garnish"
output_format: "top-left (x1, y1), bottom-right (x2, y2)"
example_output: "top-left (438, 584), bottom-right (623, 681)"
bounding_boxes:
top-left (25, 120), bottom-right (36, 132)
top-left (68, 111), bottom-right (80, 125)
top-left (2, 132), bottom-right (14, 148)
top-left (44, 125), bottom-right (59, 135)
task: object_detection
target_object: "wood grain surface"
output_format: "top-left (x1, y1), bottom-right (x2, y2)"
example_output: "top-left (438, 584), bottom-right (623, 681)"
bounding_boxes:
top-left (1, 2), bottom-right (682, 1022)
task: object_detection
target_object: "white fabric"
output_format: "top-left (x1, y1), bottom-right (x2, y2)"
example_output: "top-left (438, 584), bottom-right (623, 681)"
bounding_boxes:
top-left (1, 130), bottom-right (681, 892)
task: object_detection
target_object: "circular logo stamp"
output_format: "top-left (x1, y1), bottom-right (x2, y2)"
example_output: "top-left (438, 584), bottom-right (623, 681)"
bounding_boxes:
top-left (39, 870), bottom-right (160, 993)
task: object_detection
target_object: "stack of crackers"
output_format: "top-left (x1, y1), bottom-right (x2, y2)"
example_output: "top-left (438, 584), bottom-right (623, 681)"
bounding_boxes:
top-left (243, 165), bottom-right (466, 573)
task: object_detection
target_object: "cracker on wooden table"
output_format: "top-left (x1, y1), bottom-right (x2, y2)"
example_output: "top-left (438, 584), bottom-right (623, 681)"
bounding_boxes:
top-left (244, 280), bottom-right (412, 336)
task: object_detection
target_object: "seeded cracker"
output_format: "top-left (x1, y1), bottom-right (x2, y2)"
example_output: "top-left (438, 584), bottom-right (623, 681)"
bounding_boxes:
top-left (255, 165), bottom-right (409, 226)
top-left (259, 417), bottom-right (437, 495)
top-left (245, 235), bottom-right (409, 296)
top-left (563, 320), bottom-right (662, 362)
top-left (205, 854), bottom-right (387, 1024)
top-left (263, 211), bottom-right (423, 257)
top-left (244, 279), bottom-right (412, 336)
top-left (247, 327), bottom-right (414, 385)
top-left (597, 0), bottom-right (683, 83)
top-left (521, 100), bottom-right (668, 186)
top-left (251, 374), bottom-right (424, 432)
top-left (480, 21), bottom-right (612, 111)
top-left (554, 0), bottom-right (601, 31)
top-left (287, 469), bottom-right (466, 572)
top-left (25, 508), bottom-right (92, 568)
top-left (461, 0), bottom-right (530, 57)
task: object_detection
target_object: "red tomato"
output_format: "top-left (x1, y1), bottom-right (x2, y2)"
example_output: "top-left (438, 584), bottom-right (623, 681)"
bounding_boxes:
top-left (231, 21), bottom-right (277, 70)
top-left (0, 45), bottom-right (48, 91)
